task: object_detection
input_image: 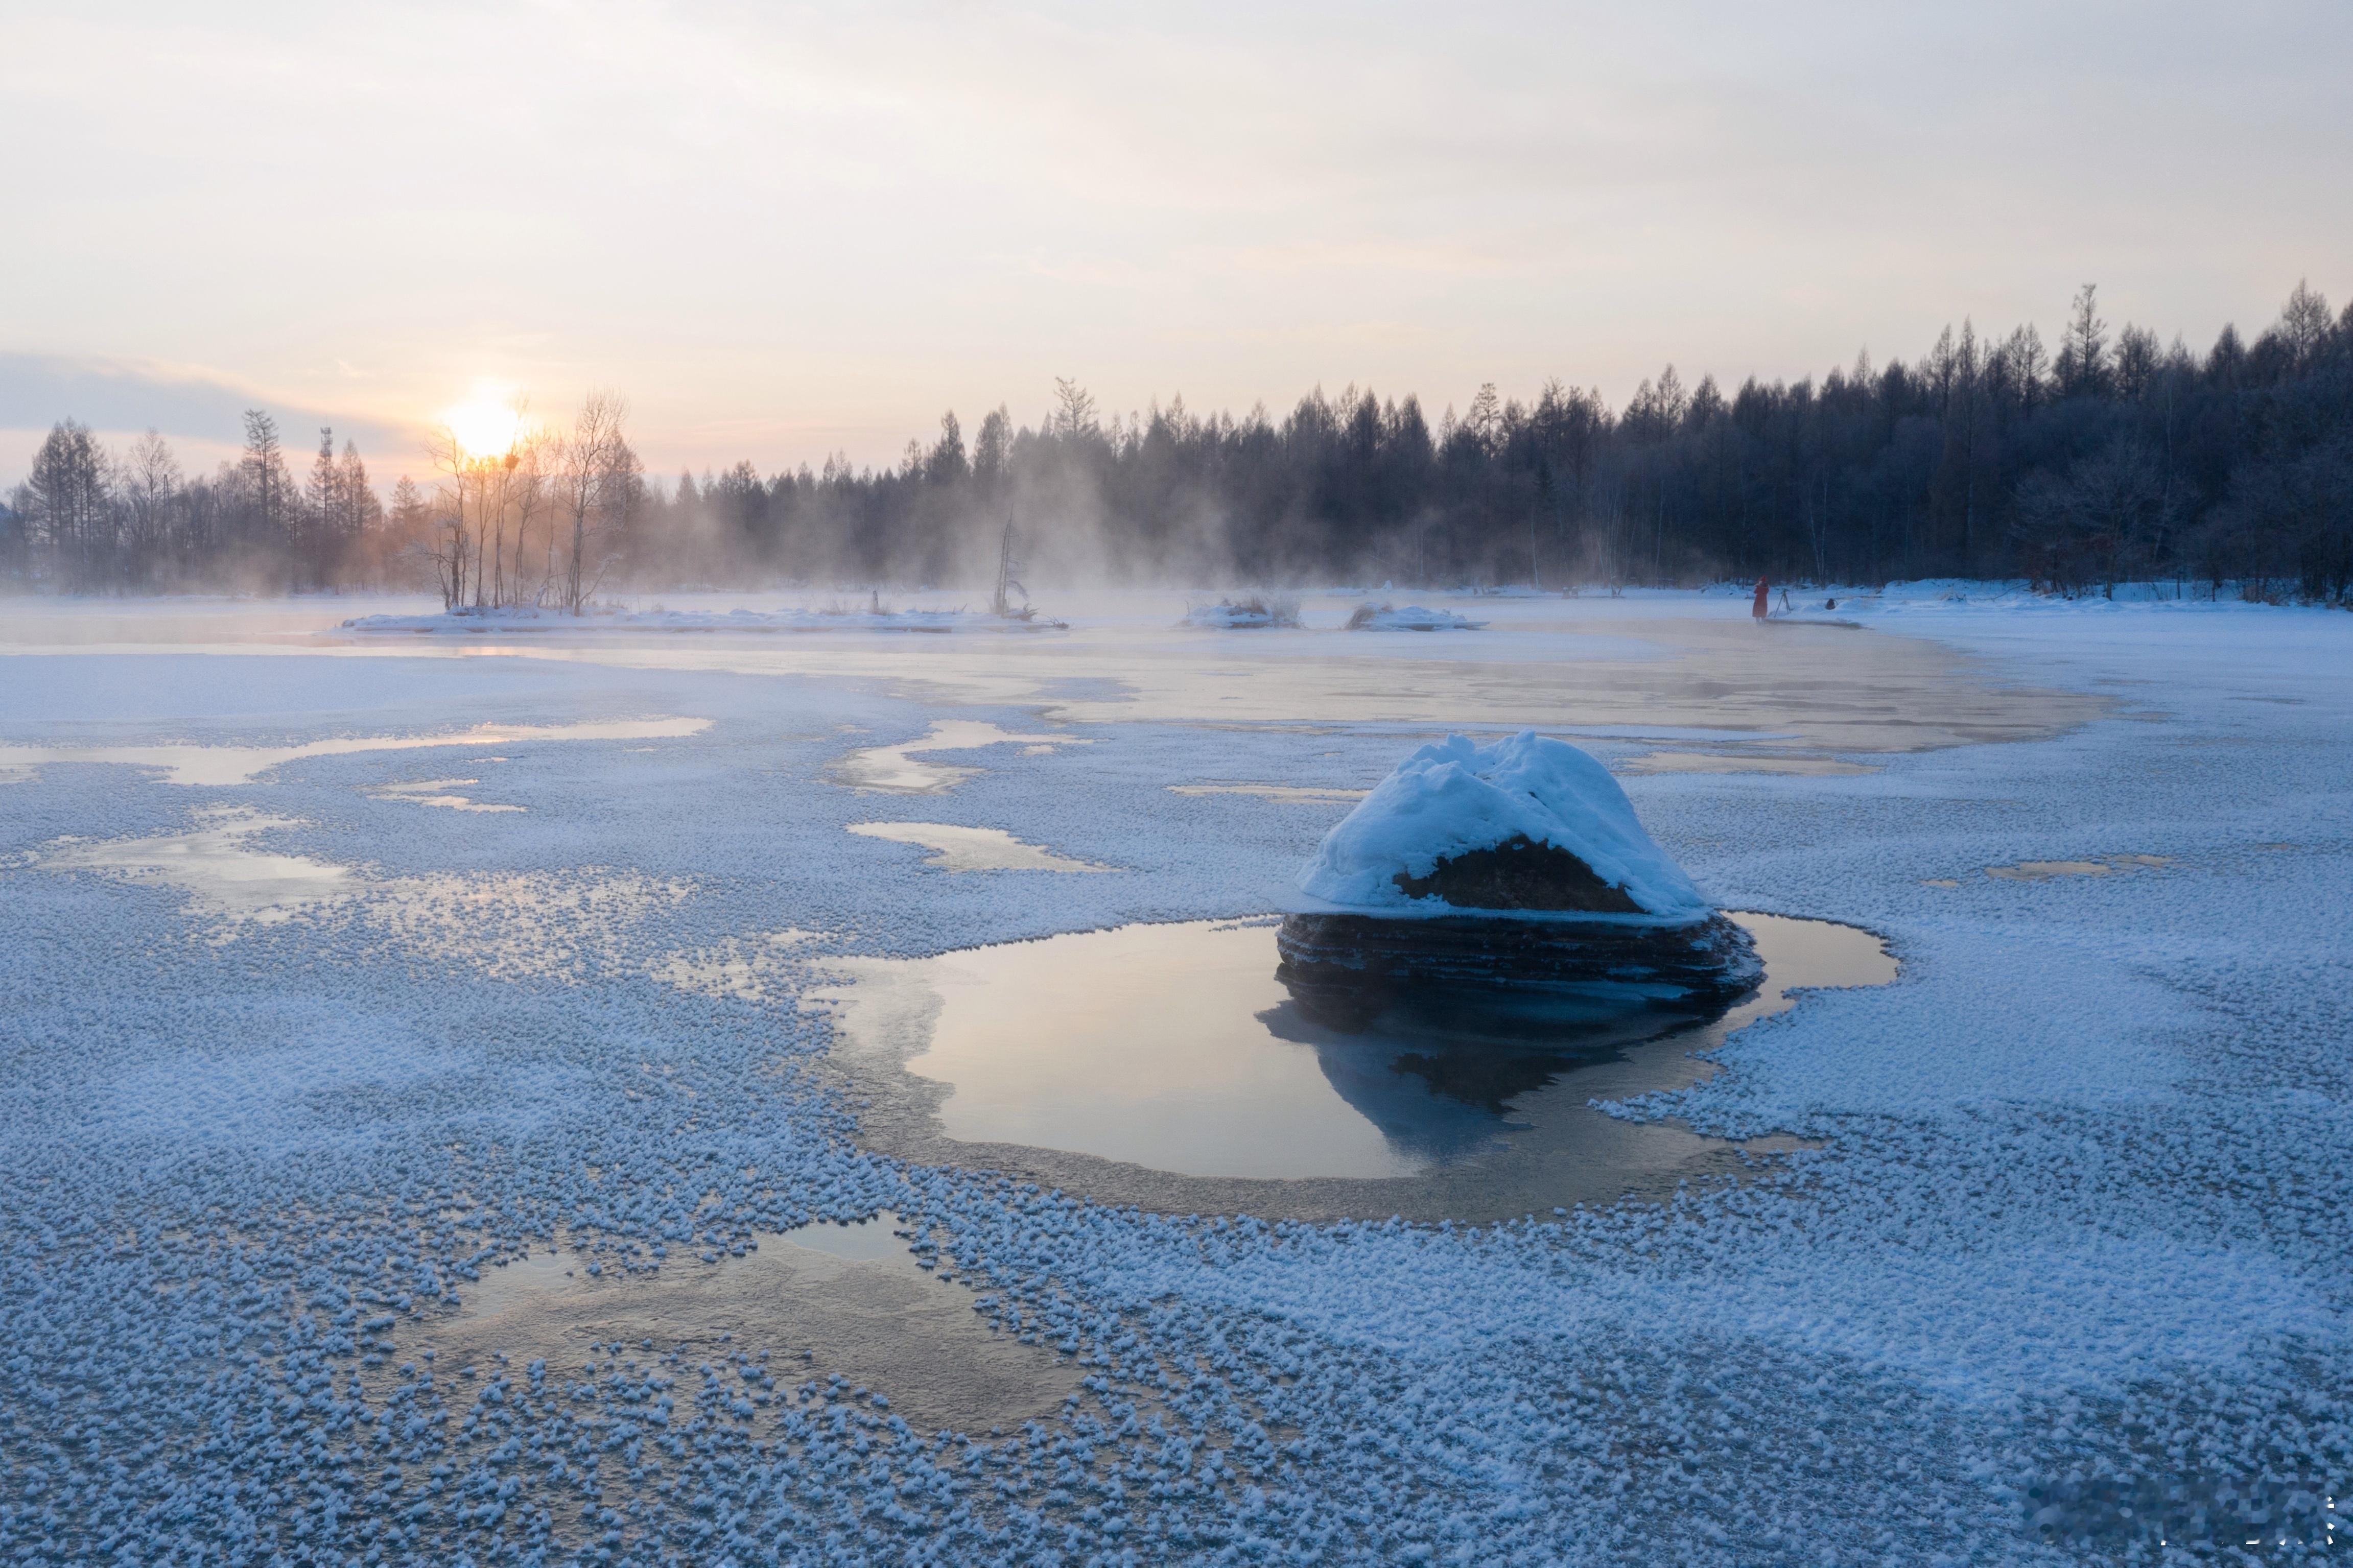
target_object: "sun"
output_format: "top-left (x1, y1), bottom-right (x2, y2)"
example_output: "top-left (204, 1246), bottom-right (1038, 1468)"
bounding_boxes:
top-left (442, 384), bottom-right (523, 458)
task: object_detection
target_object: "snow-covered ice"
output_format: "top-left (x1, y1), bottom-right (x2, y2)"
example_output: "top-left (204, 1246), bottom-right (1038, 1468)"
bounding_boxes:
top-left (3, 585), bottom-right (2350, 1564)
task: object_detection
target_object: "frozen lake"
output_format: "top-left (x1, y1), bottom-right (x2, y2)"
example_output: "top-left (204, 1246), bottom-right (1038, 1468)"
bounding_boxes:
top-left (4, 584), bottom-right (2350, 1563)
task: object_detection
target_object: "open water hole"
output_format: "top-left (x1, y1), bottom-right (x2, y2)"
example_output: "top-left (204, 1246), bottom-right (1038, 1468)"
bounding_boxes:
top-left (819, 911), bottom-right (1896, 1223)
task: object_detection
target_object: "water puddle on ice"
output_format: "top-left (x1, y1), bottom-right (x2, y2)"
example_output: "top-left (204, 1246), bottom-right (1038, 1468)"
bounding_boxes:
top-left (846, 823), bottom-right (1111, 873)
top-left (0, 716), bottom-right (710, 786)
top-left (38, 806), bottom-right (348, 920)
top-left (818, 913), bottom-right (1896, 1221)
top-left (830, 721), bottom-right (1087, 793)
top-left (1166, 783), bottom-right (1370, 803)
top-left (1619, 752), bottom-right (1879, 776)
top-left (1985, 854), bottom-right (2171, 881)
top-left (402, 1215), bottom-right (1075, 1434)
top-left (367, 777), bottom-right (524, 813)
top-left (39, 811), bottom-right (690, 975)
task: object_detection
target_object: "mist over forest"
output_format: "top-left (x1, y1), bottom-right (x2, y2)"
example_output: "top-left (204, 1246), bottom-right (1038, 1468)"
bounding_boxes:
top-left (7, 279), bottom-right (2351, 603)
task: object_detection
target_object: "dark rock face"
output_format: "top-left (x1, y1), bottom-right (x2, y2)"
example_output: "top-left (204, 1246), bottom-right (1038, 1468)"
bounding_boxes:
top-left (1390, 834), bottom-right (1642, 914)
top-left (1275, 910), bottom-right (1761, 1031)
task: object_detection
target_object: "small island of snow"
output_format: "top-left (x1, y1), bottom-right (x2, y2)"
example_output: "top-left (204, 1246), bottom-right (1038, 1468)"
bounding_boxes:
top-left (1297, 731), bottom-right (1708, 923)
top-left (1181, 595), bottom-right (1301, 630)
top-left (342, 604), bottom-right (1065, 634)
top-left (1345, 603), bottom-right (1485, 631)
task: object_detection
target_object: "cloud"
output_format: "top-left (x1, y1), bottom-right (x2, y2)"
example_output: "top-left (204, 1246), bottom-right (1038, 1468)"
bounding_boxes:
top-left (0, 354), bottom-right (403, 452)
top-left (0, 355), bottom-right (410, 486)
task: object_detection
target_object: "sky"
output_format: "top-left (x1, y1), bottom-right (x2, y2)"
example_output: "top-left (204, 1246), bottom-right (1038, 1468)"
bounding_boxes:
top-left (3, 0), bottom-right (2348, 489)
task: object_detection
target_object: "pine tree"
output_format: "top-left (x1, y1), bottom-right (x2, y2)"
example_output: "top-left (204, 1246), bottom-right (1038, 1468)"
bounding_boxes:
top-left (2058, 284), bottom-right (2108, 397)
top-left (302, 426), bottom-right (340, 587)
top-left (27, 420), bottom-right (112, 590)
top-left (241, 410), bottom-right (294, 564)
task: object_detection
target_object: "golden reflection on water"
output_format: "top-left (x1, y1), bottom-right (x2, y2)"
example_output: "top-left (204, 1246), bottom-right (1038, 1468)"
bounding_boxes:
top-left (821, 913), bottom-right (1895, 1182)
top-left (0, 717), bottom-right (709, 787)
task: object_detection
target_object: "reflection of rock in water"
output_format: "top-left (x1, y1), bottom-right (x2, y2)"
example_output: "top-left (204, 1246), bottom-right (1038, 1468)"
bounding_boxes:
top-left (827, 912), bottom-right (1894, 1215)
top-left (1254, 1000), bottom-right (1517, 1163)
top-left (1265, 949), bottom-right (1737, 1159)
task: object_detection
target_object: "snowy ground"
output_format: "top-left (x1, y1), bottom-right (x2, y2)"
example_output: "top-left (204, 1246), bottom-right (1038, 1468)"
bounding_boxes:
top-left (2, 587), bottom-right (2349, 1565)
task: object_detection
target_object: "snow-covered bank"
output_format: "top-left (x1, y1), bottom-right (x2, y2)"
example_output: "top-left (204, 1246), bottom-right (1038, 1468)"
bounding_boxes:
top-left (2, 590), bottom-right (2350, 1563)
top-left (343, 603), bottom-right (1067, 633)
top-left (1762, 576), bottom-right (2352, 621)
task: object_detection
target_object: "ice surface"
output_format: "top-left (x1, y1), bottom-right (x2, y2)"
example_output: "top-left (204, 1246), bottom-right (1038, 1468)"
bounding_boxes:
top-left (4, 585), bottom-right (2350, 1563)
top-left (1620, 751), bottom-right (1879, 776)
top-left (1297, 729), bottom-right (1711, 921)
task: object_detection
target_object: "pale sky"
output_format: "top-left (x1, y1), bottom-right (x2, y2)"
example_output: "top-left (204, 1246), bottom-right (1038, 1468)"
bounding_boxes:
top-left (3, 0), bottom-right (2347, 488)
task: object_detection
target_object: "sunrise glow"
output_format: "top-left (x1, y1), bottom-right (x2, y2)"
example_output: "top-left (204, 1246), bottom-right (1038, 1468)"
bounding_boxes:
top-left (441, 386), bottom-right (523, 459)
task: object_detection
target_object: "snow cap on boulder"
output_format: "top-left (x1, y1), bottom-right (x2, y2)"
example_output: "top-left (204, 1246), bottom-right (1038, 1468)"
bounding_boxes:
top-left (1298, 731), bottom-right (1709, 921)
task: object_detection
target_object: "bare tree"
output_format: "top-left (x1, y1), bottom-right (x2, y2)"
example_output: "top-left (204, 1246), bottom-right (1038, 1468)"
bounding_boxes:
top-left (505, 426), bottom-right (549, 604)
top-left (1051, 378), bottom-right (1098, 440)
top-left (553, 391), bottom-right (631, 613)
top-left (423, 423), bottom-right (478, 610)
top-left (2012, 438), bottom-right (2175, 595)
top-left (121, 430), bottom-right (182, 588)
top-left (2057, 283), bottom-right (2109, 398)
top-left (2276, 279), bottom-right (2334, 372)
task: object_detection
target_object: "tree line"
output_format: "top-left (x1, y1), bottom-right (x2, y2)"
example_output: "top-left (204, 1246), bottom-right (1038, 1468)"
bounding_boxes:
top-left (7, 279), bottom-right (2349, 600)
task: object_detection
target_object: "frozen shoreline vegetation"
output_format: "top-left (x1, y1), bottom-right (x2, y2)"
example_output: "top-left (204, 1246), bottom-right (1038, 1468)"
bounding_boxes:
top-left (342, 603), bottom-right (1068, 634)
top-left (3, 589), bottom-right (2352, 1564)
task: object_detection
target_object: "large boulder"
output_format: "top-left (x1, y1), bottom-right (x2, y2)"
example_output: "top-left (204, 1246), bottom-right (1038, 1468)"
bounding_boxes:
top-left (1279, 731), bottom-right (1758, 1016)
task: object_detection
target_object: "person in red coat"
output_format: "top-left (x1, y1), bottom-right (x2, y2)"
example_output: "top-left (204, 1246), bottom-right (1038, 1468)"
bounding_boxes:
top-left (1751, 577), bottom-right (1770, 620)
